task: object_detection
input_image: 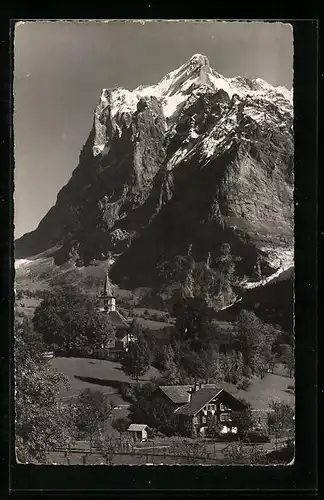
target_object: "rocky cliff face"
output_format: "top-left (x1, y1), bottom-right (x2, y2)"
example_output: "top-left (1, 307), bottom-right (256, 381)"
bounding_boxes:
top-left (15, 54), bottom-right (294, 297)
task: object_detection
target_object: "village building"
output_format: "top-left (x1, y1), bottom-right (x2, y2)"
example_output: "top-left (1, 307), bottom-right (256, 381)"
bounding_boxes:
top-left (152, 383), bottom-right (248, 438)
top-left (96, 269), bottom-right (134, 360)
top-left (127, 423), bottom-right (151, 442)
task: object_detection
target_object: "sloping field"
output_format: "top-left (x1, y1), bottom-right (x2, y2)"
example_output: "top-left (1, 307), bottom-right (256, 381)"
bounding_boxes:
top-left (221, 373), bottom-right (295, 410)
top-left (50, 357), bottom-right (161, 400)
top-left (131, 317), bottom-right (171, 331)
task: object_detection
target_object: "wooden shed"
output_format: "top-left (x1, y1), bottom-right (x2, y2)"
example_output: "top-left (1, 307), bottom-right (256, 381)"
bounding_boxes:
top-left (127, 423), bottom-right (150, 442)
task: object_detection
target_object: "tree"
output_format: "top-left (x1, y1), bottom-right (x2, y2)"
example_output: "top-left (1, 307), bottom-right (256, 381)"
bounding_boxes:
top-left (127, 381), bottom-right (179, 435)
top-left (153, 343), bottom-right (182, 384)
top-left (84, 312), bottom-right (115, 352)
top-left (127, 383), bottom-right (156, 427)
top-left (179, 348), bottom-right (216, 383)
top-left (237, 310), bottom-right (274, 377)
top-left (157, 254), bottom-right (195, 289)
top-left (237, 310), bottom-right (261, 368)
top-left (172, 295), bottom-right (213, 348)
top-left (213, 242), bottom-right (241, 298)
top-left (15, 318), bottom-right (73, 463)
top-left (230, 402), bottom-right (254, 439)
top-left (120, 323), bottom-right (151, 380)
top-left (152, 343), bottom-right (167, 370)
top-left (162, 345), bottom-right (182, 384)
top-left (280, 344), bottom-right (295, 377)
top-left (32, 285), bottom-right (115, 354)
top-left (94, 433), bottom-right (119, 465)
top-left (75, 389), bottom-right (111, 451)
top-left (218, 351), bottom-right (245, 385)
top-left (150, 399), bottom-right (180, 436)
top-left (112, 417), bottom-right (131, 438)
top-left (267, 400), bottom-right (295, 451)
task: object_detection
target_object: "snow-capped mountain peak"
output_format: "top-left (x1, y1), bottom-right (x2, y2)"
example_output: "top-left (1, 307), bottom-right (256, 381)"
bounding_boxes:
top-left (92, 54), bottom-right (293, 156)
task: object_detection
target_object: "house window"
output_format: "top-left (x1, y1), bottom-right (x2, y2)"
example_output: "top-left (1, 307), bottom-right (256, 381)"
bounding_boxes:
top-left (202, 416), bottom-right (207, 424)
top-left (193, 417), bottom-right (198, 424)
top-left (220, 413), bottom-right (232, 422)
top-left (207, 404), bottom-right (215, 411)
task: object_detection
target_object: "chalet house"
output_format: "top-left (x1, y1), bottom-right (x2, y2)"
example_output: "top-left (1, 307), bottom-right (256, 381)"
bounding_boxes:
top-left (106, 320), bottom-right (131, 360)
top-left (96, 270), bottom-right (134, 360)
top-left (153, 383), bottom-right (248, 438)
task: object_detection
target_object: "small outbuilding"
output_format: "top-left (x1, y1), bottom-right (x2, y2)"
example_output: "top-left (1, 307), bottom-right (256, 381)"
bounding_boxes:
top-left (127, 423), bottom-right (150, 442)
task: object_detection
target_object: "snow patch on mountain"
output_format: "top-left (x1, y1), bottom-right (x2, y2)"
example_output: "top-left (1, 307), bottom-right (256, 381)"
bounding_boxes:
top-left (166, 144), bottom-right (192, 171)
top-left (200, 112), bottom-right (237, 159)
top-left (93, 88), bottom-right (139, 156)
top-left (241, 248), bottom-right (294, 290)
top-left (15, 259), bottom-right (32, 270)
top-left (163, 93), bottom-right (187, 118)
top-left (202, 135), bottom-right (226, 158)
top-left (261, 247), bottom-right (294, 271)
top-left (242, 262), bottom-right (293, 290)
top-left (209, 73), bottom-right (235, 97)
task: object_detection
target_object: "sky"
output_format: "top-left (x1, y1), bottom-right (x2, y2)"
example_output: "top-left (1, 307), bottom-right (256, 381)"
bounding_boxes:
top-left (13, 20), bottom-right (293, 238)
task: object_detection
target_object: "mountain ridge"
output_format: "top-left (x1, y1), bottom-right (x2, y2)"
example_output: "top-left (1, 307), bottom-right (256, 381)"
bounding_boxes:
top-left (15, 53), bottom-right (294, 308)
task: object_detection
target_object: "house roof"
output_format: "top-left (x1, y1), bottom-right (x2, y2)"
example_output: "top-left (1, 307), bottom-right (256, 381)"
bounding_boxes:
top-left (103, 269), bottom-right (113, 296)
top-left (115, 329), bottom-right (128, 340)
top-left (108, 310), bottom-right (129, 328)
top-left (158, 385), bottom-right (193, 404)
top-left (158, 384), bottom-right (219, 405)
top-left (128, 424), bottom-right (149, 432)
top-left (174, 387), bottom-right (223, 416)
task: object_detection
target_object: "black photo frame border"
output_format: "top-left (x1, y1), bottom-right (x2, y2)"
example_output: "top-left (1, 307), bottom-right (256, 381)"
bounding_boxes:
top-left (0, 16), bottom-right (319, 498)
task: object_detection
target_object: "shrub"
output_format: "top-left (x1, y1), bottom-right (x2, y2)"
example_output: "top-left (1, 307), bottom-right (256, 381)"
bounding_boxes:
top-left (237, 378), bottom-right (251, 391)
top-left (112, 417), bottom-right (131, 435)
top-left (215, 433), bottom-right (239, 442)
top-left (119, 383), bottom-right (136, 403)
top-left (244, 431), bottom-right (270, 443)
top-left (222, 441), bottom-right (267, 464)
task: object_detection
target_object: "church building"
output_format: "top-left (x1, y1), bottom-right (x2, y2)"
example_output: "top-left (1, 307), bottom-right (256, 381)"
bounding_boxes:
top-left (96, 269), bottom-right (132, 360)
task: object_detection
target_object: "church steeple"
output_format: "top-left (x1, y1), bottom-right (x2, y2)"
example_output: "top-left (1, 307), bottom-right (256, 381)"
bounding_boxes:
top-left (98, 266), bottom-right (116, 313)
top-left (103, 268), bottom-right (113, 297)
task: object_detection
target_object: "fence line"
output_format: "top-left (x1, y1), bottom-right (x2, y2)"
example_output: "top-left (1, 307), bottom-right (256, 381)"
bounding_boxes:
top-left (58, 391), bottom-right (113, 401)
top-left (48, 447), bottom-right (224, 464)
top-left (47, 435), bottom-right (286, 465)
